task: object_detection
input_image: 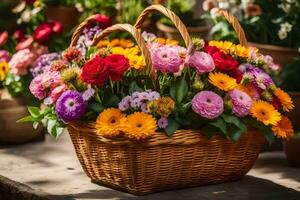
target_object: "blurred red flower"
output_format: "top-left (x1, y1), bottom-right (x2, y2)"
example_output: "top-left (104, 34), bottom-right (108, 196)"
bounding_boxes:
top-left (33, 22), bottom-right (53, 44)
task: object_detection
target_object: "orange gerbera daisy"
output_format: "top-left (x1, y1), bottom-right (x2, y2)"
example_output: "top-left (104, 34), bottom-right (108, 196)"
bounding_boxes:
top-left (250, 100), bottom-right (281, 126)
top-left (272, 116), bottom-right (294, 139)
top-left (274, 88), bottom-right (294, 112)
top-left (209, 72), bottom-right (238, 91)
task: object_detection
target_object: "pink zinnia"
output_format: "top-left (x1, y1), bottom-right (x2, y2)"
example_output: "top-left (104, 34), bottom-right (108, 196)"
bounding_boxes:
top-left (9, 49), bottom-right (35, 76)
top-left (229, 89), bottom-right (253, 117)
top-left (44, 84), bottom-right (67, 105)
top-left (0, 50), bottom-right (10, 62)
top-left (188, 51), bottom-right (215, 74)
top-left (192, 91), bottom-right (224, 119)
top-left (151, 46), bottom-right (182, 73)
top-left (30, 75), bottom-right (46, 100)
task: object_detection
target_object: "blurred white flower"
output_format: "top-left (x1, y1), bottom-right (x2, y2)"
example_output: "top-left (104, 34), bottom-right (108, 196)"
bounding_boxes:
top-left (280, 22), bottom-right (293, 32)
top-left (18, 9), bottom-right (32, 24)
top-left (210, 7), bottom-right (221, 18)
top-left (278, 29), bottom-right (287, 40)
top-left (75, 3), bottom-right (84, 12)
top-left (278, 3), bottom-right (291, 13)
top-left (286, 0), bottom-right (296, 4)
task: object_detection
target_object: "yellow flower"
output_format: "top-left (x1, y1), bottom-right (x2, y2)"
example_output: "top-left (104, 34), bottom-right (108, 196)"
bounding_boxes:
top-left (0, 61), bottom-right (10, 81)
top-left (250, 100), bottom-right (281, 126)
top-left (155, 38), bottom-right (166, 44)
top-left (209, 72), bottom-right (237, 91)
top-left (272, 116), bottom-right (294, 139)
top-left (109, 39), bottom-right (121, 47)
top-left (119, 39), bottom-right (134, 48)
top-left (121, 112), bottom-right (157, 140)
top-left (231, 44), bottom-right (250, 58)
top-left (149, 97), bottom-right (175, 117)
top-left (166, 39), bottom-right (179, 45)
top-left (128, 55), bottom-right (146, 70)
top-left (111, 47), bottom-right (125, 55)
top-left (209, 40), bottom-right (233, 54)
top-left (274, 88), bottom-right (294, 112)
top-left (97, 40), bottom-right (110, 47)
top-left (124, 46), bottom-right (139, 56)
top-left (95, 108), bottom-right (124, 137)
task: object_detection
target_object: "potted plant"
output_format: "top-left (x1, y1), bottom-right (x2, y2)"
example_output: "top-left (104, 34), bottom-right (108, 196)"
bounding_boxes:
top-left (156, 0), bottom-right (209, 40)
top-left (20, 5), bottom-right (295, 194)
top-left (203, 0), bottom-right (300, 66)
top-left (0, 33), bottom-right (47, 144)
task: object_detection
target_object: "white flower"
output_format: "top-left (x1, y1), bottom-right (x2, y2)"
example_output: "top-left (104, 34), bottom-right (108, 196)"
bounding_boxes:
top-left (278, 29), bottom-right (287, 40)
top-left (278, 3), bottom-right (291, 13)
top-left (286, 0), bottom-right (296, 4)
top-left (218, 1), bottom-right (230, 9)
top-left (280, 22), bottom-right (293, 32)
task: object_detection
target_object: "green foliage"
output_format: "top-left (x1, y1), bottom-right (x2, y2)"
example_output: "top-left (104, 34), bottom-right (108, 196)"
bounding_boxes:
top-left (170, 78), bottom-right (188, 104)
top-left (280, 58), bottom-right (300, 92)
top-left (18, 106), bottom-right (66, 138)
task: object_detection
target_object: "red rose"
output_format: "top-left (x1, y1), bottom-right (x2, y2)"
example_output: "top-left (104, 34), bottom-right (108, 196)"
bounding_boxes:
top-left (205, 45), bottom-right (240, 78)
top-left (33, 22), bottom-right (53, 44)
top-left (105, 54), bottom-right (129, 81)
top-left (0, 31), bottom-right (8, 47)
top-left (51, 21), bottom-right (63, 35)
top-left (81, 55), bottom-right (109, 86)
top-left (13, 29), bottom-right (25, 42)
top-left (93, 14), bottom-right (111, 29)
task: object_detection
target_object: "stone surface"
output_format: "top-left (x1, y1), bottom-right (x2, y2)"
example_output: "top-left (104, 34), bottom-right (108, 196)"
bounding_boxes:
top-left (0, 133), bottom-right (300, 200)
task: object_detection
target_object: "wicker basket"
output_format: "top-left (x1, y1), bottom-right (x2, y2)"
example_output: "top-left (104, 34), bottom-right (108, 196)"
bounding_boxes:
top-left (67, 5), bottom-right (265, 195)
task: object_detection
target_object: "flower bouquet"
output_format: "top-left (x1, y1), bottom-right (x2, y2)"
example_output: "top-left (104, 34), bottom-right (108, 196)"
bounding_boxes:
top-left (21, 5), bottom-right (294, 194)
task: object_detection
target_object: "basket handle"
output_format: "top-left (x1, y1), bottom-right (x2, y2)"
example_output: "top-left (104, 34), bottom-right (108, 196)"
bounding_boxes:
top-left (92, 23), bottom-right (156, 80)
top-left (70, 15), bottom-right (101, 47)
top-left (134, 4), bottom-right (192, 48)
top-left (217, 9), bottom-right (248, 46)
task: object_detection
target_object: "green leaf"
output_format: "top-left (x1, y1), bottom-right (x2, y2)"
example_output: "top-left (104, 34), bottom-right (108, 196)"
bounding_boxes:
top-left (103, 94), bottom-right (120, 108)
top-left (27, 106), bottom-right (41, 118)
top-left (263, 127), bottom-right (275, 145)
top-left (128, 81), bottom-right (143, 95)
top-left (169, 78), bottom-right (188, 104)
top-left (89, 103), bottom-right (104, 113)
top-left (33, 121), bottom-right (39, 129)
top-left (222, 114), bottom-right (248, 141)
top-left (17, 115), bottom-right (35, 123)
top-left (202, 125), bottom-right (219, 138)
top-left (47, 119), bottom-right (57, 137)
top-left (164, 118), bottom-right (180, 136)
top-left (208, 118), bottom-right (227, 136)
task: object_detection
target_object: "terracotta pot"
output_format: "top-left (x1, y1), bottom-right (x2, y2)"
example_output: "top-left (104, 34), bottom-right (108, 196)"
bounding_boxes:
top-left (45, 6), bottom-right (79, 32)
top-left (0, 90), bottom-right (43, 144)
top-left (283, 137), bottom-right (300, 167)
top-left (156, 21), bottom-right (210, 41)
top-left (248, 42), bottom-right (299, 66)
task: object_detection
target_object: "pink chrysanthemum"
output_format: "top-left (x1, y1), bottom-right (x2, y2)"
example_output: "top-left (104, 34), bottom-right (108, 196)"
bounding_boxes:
top-left (151, 46), bottom-right (182, 73)
top-left (9, 49), bottom-right (35, 75)
top-left (188, 51), bottom-right (215, 74)
top-left (229, 89), bottom-right (253, 117)
top-left (192, 91), bottom-right (224, 119)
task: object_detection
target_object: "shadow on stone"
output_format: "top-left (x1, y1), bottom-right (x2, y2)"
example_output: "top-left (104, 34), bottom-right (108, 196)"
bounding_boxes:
top-left (48, 175), bottom-right (300, 200)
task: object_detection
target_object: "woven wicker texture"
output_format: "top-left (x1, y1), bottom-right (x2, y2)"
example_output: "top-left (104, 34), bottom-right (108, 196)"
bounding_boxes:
top-left (135, 4), bottom-right (192, 47)
top-left (67, 5), bottom-right (264, 195)
top-left (68, 123), bottom-right (265, 195)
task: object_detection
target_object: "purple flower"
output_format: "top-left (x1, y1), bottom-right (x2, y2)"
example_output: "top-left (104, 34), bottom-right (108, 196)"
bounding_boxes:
top-left (242, 65), bottom-right (274, 90)
top-left (192, 91), bottom-right (224, 119)
top-left (82, 87), bottom-right (95, 101)
top-left (31, 53), bottom-right (61, 76)
top-left (151, 46), bottom-right (182, 73)
top-left (188, 51), bottom-right (215, 74)
top-left (130, 97), bottom-right (143, 109)
top-left (141, 103), bottom-right (150, 113)
top-left (147, 91), bottom-right (160, 101)
top-left (229, 89), bottom-right (253, 117)
top-left (55, 90), bottom-right (86, 122)
top-left (157, 117), bottom-right (168, 128)
top-left (77, 25), bottom-right (102, 54)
